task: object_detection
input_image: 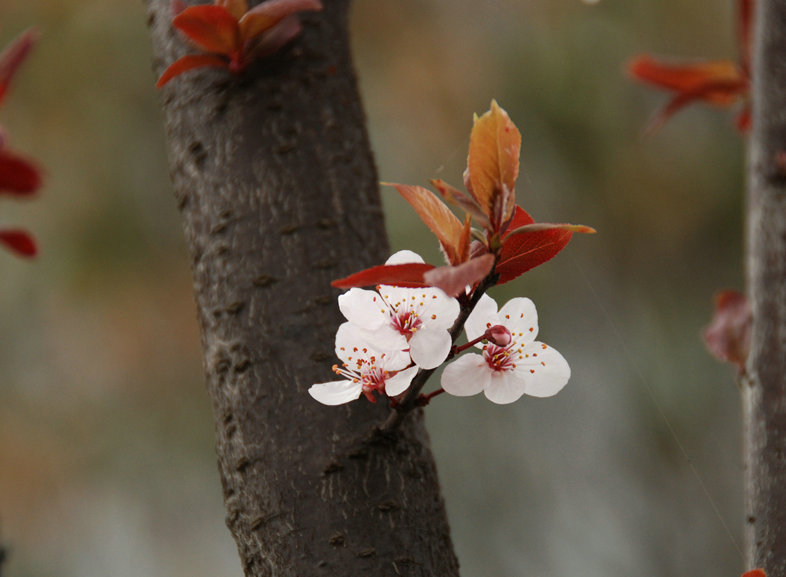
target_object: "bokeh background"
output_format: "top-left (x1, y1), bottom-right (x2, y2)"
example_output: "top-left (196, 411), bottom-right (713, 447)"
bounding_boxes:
top-left (1, 0), bottom-right (747, 575)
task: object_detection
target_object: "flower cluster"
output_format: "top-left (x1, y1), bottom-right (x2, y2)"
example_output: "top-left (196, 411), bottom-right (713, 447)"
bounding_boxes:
top-left (1, 29), bottom-right (42, 258)
top-left (310, 102), bottom-right (590, 411)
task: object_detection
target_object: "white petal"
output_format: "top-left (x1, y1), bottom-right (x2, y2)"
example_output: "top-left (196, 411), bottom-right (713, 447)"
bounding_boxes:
top-left (418, 290), bottom-right (460, 330)
top-left (513, 341), bottom-right (571, 398)
top-left (338, 288), bottom-right (389, 331)
top-left (385, 250), bottom-right (424, 265)
top-left (385, 365), bottom-right (419, 397)
top-left (498, 297), bottom-right (538, 345)
top-left (464, 293), bottom-right (500, 342)
top-left (409, 327), bottom-right (453, 369)
top-left (336, 322), bottom-right (410, 370)
top-left (308, 380), bottom-right (362, 405)
top-left (441, 354), bottom-right (491, 397)
top-left (483, 371), bottom-right (527, 404)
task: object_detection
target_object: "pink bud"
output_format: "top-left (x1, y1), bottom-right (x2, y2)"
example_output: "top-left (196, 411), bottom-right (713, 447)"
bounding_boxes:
top-left (485, 325), bottom-right (512, 347)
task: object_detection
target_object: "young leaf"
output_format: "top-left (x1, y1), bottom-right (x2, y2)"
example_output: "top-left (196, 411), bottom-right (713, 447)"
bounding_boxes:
top-left (332, 262), bottom-right (434, 289)
top-left (0, 229), bottom-right (37, 257)
top-left (156, 54), bottom-right (229, 87)
top-left (703, 289), bottom-right (751, 372)
top-left (0, 28), bottom-right (37, 105)
top-left (386, 182), bottom-right (467, 265)
top-left (423, 254), bottom-right (495, 297)
top-left (174, 5), bottom-right (241, 55)
top-left (240, 0), bottom-right (323, 41)
top-left (466, 100), bottom-right (521, 219)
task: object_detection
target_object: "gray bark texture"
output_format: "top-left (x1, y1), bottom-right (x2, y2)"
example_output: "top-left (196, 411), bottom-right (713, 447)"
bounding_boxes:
top-left (744, 0), bottom-right (786, 573)
top-left (145, 1), bottom-right (460, 575)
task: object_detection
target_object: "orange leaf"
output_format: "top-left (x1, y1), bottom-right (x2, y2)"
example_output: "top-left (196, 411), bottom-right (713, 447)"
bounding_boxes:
top-left (0, 229), bottom-right (37, 257)
top-left (430, 178), bottom-right (490, 229)
top-left (386, 182), bottom-right (467, 265)
top-left (466, 100), bottom-right (521, 220)
top-left (174, 5), bottom-right (241, 56)
top-left (217, 0), bottom-right (249, 20)
top-left (742, 570), bottom-right (766, 577)
top-left (331, 262), bottom-right (434, 289)
top-left (156, 54), bottom-right (230, 87)
top-left (423, 254), bottom-right (494, 297)
top-left (0, 28), bottom-right (37, 106)
top-left (240, 0), bottom-right (322, 42)
top-left (628, 56), bottom-right (743, 104)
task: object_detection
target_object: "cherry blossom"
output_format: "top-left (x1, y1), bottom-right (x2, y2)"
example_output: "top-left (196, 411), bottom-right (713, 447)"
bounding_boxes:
top-left (308, 322), bottom-right (418, 405)
top-left (338, 250), bottom-right (460, 370)
top-left (441, 294), bottom-right (570, 404)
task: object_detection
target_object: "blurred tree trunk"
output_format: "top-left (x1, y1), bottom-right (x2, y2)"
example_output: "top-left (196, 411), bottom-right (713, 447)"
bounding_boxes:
top-left (145, 1), bottom-right (460, 575)
top-left (744, 0), bottom-right (786, 574)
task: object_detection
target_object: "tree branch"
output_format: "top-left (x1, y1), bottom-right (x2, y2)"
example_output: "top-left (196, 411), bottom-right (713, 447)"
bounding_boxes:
top-left (744, 0), bottom-right (786, 573)
top-left (145, 1), bottom-right (460, 574)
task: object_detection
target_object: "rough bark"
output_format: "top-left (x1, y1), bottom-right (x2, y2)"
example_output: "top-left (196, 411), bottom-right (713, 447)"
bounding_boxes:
top-left (744, 0), bottom-right (786, 573)
top-left (145, 2), bottom-right (460, 575)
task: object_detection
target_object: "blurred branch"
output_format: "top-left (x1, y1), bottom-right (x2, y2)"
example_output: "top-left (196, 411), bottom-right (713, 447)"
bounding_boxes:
top-left (145, 1), bottom-right (459, 575)
top-left (744, 0), bottom-right (786, 573)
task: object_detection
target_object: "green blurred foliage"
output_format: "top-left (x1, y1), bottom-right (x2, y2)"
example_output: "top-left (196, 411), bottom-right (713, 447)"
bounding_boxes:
top-left (1, 0), bottom-right (746, 575)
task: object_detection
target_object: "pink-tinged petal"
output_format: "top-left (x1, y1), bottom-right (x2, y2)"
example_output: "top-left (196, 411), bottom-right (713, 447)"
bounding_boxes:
top-left (0, 149), bottom-right (42, 195)
top-left (173, 5), bottom-right (241, 55)
top-left (385, 365), bottom-right (418, 397)
top-left (513, 341), bottom-right (571, 398)
top-left (239, 0), bottom-right (322, 41)
top-left (308, 379), bottom-right (362, 405)
top-left (483, 371), bottom-right (527, 404)
top-left (156, 54), bottom-right (230, 87)
top-left (0, 28), bottom-right (37, 106)
top-left (385, 249), bottom-right (425, 265)
top-left (418, 290), bottom-right (460, 331)
top-left (464, 293), bottom-right (500, 342)
top-left (338, 287), bottom-right (389, 331)
top-left (409, 327), bottom-right (452, 370)
top-left (423, 254), bottom-right (495, 297)
top-left (0, 229), bottom-right (37, 257)
top-left (441, 354), bottom-right (490, 397)
top-left (497, 297), bottom-right (538, 344)
top-left (335, 322), bottom-right (410, 372)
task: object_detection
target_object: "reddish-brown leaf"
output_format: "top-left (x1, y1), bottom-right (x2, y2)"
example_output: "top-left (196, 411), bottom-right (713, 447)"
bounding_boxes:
top-left (629, 56), bottom-right (743, 103)
top-left (332, 262), bottom-right (434, 289)
top-left (0, 229), bottom-right (37, 257)
top-left (423, 254), bottom-right (495, 297)
top-left (703, 290), bottom-right (751, 372)
top-left (0, 149), bottom-right (42, 195)
top-left (156, 54), bottom-right (229, 87)
top-left (494, 206), bottom-right (573, 285)
top-left (217, 0), bottom-right (249, 20)
top-left (387, 182), bottom-right (466, 265)
top-left (737, 0), bottom-right (754, 75)
top-left (240, 0), bottom-right (322, 41)
top-left (742, 570), bottom-right (766, 577)
top-left (430, 178), bottom-right (490, 230)
top-left (174, 5), bottom-right (241, 55)
top-left (0, 28), bottom-right (37, 106)
top-left (466, 100), bottom-right (520, 218)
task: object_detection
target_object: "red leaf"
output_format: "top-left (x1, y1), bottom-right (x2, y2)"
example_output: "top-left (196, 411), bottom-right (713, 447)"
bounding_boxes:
top-left (173, 5), bottom-right (241, 55)
top-left (423, 254), bottom-right (495, 297)
top-left (495, 206), bottom-right (573, 285)
top-left (0, 229), bottom-right (37, 257)
top-left (387, 182), bottom-right (467, 265)
top-left (629, 56), bottom-right (743, 101)
top-left (742, 570), bottom-right (766, 577)
top-left (240, 0), bottom-right (322, 42)
top-left (0, 28), bottom-right (37, 106)
top-left (332, 262), bottom-right (434, 289)
top-left (156, 54), bottom-right (230, 87)
top-left (703, 290), bottom-right (751, 372)
top-left (0, 149), bottom-right (42, 195)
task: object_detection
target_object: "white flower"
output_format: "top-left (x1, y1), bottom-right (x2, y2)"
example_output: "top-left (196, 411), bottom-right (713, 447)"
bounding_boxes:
top-left (441, 294), bottom-right (570, 404)
top-left (308, 323), bottom-right (418, 405)
top-left (338, 250), bottom-right (460, 370)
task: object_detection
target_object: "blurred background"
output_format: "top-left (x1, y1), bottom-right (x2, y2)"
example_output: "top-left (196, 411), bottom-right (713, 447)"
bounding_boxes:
top-left (0, 0), bottom-right (747, 575)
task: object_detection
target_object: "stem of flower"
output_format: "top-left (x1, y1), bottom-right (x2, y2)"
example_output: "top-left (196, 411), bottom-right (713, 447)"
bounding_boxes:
top-left (379, 268), bottom-right (499, 433)
top-left (417, 387), bottom-right (445, 406)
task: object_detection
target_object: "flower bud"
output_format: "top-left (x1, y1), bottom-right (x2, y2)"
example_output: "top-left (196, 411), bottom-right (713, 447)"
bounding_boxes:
top-left (485, 324), bottom-right (512, 347)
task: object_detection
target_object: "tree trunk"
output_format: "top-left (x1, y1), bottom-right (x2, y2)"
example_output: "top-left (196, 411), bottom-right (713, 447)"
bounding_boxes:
top-left (145, 1), bottom-right (460, 575)
top-left (744, 0), bottom-right (786, 573)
